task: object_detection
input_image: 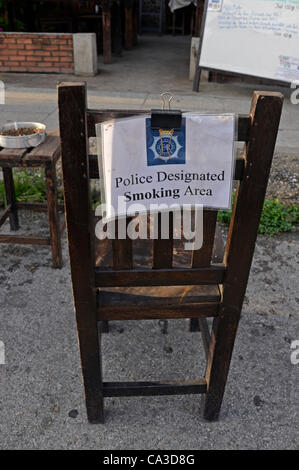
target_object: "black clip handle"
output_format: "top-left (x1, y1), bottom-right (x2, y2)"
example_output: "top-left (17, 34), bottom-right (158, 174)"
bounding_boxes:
top-left (150, 109), bottom-right (182, 130)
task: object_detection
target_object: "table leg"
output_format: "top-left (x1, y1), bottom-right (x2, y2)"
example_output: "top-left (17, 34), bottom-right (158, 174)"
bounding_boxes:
top-left (101, 321), bottom-right (109, 333)
top-left (189, 318), bottom-right (200, 332)
top-left (102, 4), bottom-right (112, 64)
top-left (113, 3), bottom-right (122, 56)
top-left (3, 167), bottom-right (19, 231)
top-left (133, 3), bottom-right (138, 45)
top-left (45, 162), bottom-right (62, 269)
top-left (172, 12), bottom-right (176, 35)
top-left (125, 7), bottom-right (134, 49)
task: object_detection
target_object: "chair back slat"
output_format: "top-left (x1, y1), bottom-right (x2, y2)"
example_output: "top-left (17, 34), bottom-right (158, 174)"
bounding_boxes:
top-left (192, 210), bottom-right (218, 268)
top-left (87, 110), bottom-right (250, 139)
top-left (112, 217), bottom-right (133, 269)
top-left (153, 212), bottom-right (174, 269)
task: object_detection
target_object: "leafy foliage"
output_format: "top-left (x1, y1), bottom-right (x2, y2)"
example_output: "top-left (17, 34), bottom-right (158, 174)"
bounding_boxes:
top-left (0, 168), bottom-right (63, 205)
top-left (218, 195), bottom-right (298, 235)
top-left (258, 199), bottom-right (298, 235)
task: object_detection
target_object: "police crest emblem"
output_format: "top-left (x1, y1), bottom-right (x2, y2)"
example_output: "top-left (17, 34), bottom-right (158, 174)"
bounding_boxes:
top-left (146, 117), bottom-right (186, 166)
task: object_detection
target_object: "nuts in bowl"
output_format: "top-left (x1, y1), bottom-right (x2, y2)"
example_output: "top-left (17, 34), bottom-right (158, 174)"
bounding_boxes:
top-left (0, 122), bottom-right (46, 148)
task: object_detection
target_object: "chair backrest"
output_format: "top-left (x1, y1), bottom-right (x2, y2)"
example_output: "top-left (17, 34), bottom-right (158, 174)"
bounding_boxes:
top-left (58, 82), bottom-right (283, 317)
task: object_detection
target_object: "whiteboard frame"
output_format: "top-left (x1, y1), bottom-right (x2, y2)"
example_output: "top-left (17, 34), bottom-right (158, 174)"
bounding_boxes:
top-left (193, 0), bottom-right (292, 92)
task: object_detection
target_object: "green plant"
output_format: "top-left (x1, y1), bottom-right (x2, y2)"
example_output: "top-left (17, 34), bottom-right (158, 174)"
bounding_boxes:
top-left (259, 199), bottom-right (298, 235)
top-left (0, 1), bottom-right (26, 32)
top-left (218, 195), bottom-right (299, 235)
top-left (0, 0), bottom-right (8, 31)
top-left (0, 168), bottom-right (64, 206)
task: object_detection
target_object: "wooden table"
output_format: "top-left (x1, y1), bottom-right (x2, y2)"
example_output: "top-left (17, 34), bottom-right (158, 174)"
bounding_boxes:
top-left (0, 134), bottom-right (64, 268)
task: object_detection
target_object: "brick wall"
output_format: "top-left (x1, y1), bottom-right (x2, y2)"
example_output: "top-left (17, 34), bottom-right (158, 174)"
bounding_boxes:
top-left (0, 33), bottom-right (74, 73)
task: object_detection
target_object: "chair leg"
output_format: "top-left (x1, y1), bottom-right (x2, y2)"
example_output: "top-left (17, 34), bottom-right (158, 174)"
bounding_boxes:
top-left (201, 310), bottom-right (240, 421)
top-left (101, 321), bottom-right (109, 333)
top-left (77, 323), bottom-right (105, 423)
top-left (3, 168), bottom-right (19, 231)
top-left (189, 318), bottom-right (200, 332)
top-left (45, 162), bottom-right (62, 268)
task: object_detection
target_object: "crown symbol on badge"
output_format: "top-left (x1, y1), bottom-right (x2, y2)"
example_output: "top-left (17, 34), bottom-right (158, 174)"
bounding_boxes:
top-left (159, 129), bottom-right (173, 137)
top-left (159, 128), bottom-right (174, 160)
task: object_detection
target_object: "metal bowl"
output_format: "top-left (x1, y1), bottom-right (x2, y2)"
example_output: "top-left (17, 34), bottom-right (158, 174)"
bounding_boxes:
top-left (0, 122), bottom-right (46, 148)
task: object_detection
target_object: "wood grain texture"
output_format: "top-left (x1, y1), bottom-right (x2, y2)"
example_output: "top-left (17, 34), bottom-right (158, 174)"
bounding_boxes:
top-left (102, 2), bottom-right (112, 64)
top-left (103, 380), bottom-right (207, 397)
top-left (58, 82), bottom-right (104, 423)
top-left (198, 318), bottom-right (211, 359)
top-left (202, 91), bottom-right (284, 421)
top-left (45, 161), bottom-right (62, 268)
top-left (2, 167), bottom-right (19, 230)
top-left (0, 147), bottom-right (27, 164)
top-left (0, 204), bottom-right (11, 227)
top-left (97, 302), bottom-right (219, 321)
top-left (0, 234), bottom-right (50, 245)
top-left (125, 6), bottom-right (134, 49)
top-left (95, 265), bottom-right (225, 287)
top-left (112, 217), bottom-right (133, 269)
top-left (98, 284), bottom-right (220, 304)
top-left (25, 135), bottom-right (60, 163)
top-left (17, 202), bottom-right (64, 213)
top-left (192, 210), bottom-right (218, 268)
top-left (97, 284), bottom-right (220, 320)
top-left (153, 212), bottom-right (174, 269)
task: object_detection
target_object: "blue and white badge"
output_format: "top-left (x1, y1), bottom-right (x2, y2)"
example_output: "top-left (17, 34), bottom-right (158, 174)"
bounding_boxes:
top-left (146, 117), bottom-right (186, 166)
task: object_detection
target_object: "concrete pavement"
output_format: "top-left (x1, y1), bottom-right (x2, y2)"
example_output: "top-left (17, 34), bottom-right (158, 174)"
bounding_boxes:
top-left (1, 35), bottom-right (299, 153)
top-left (0, 215), bottom-right (298, 449)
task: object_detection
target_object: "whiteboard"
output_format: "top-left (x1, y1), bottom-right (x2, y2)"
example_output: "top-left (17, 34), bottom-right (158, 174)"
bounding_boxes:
top-left (199, 0), bottom-right (299, 84)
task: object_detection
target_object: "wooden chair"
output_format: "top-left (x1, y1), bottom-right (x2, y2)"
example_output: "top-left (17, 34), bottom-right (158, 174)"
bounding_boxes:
top-left (58, 82), bottom-right (283, 423)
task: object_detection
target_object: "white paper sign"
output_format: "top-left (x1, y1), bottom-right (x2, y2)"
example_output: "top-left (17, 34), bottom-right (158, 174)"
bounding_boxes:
top-left (98, 114), bottom-right (235, 219)
top-left (200, 0), bottom-right (299, 84)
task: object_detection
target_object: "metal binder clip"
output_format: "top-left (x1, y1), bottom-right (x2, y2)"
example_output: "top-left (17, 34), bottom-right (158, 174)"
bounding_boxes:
top-left (161, 92), bottom-right (174, 111)
top-left (151, 92), bottom-right (182, 130)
